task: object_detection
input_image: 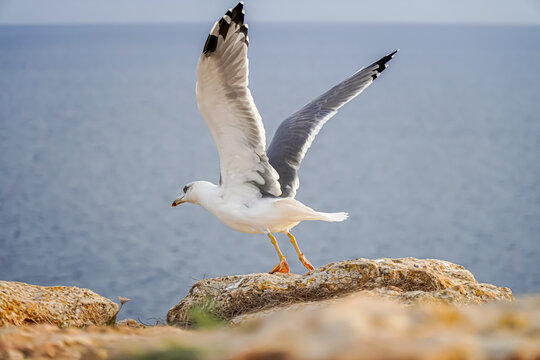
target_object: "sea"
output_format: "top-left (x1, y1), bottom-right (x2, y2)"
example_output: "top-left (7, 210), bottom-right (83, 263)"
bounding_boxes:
top-left (1, 23), bottom-right (539, 321)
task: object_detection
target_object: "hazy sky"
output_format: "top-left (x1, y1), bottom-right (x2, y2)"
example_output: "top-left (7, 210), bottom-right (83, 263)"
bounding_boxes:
top-left (1, 0), bottom-right (540, 25)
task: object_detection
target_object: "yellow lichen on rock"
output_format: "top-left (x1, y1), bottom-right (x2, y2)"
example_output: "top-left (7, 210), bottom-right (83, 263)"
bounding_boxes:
top-left (0, 281), bottom-right (119, 327)
top-left (167, 257), bottom-right (513, 327)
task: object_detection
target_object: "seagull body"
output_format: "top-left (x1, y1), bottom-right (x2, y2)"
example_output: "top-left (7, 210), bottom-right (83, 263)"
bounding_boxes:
top-left (172, 2), bottom-right (397, 273)
top-left (180, 181), bottom-right (345, 234)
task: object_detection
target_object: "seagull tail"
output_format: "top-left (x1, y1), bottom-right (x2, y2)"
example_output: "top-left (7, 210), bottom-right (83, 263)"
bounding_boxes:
top-left (317, 211), bottom-right (349, 222)
top-left (274, 198), bottom-right (348, 223)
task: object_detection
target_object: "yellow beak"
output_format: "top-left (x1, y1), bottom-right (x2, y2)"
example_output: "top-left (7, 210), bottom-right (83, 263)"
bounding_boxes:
top-left (171, 196), bottom-right (185, 207)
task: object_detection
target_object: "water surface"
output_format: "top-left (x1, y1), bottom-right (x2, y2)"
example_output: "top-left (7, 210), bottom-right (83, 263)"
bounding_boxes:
top-left (1, 23), bottom-right (539, 320)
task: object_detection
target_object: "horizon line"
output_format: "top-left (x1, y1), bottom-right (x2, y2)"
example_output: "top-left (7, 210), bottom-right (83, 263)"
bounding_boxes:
top-left (1, 19), bottom-right (539, 27)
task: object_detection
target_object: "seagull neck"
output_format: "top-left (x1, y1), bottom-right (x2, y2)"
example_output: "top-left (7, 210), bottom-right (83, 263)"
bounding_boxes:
top-left (193, 181), bottom-right (220, 209)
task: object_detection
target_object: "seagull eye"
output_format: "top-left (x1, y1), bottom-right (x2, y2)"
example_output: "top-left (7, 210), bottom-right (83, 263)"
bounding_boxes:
top-left (183, 185), bottom-right (189, 193)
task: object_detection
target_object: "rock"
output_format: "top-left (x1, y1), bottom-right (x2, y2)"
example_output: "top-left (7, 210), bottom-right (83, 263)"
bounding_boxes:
top-left (1, 295), bottom-right (538, 360)
top-left (167, 257), bottom-right (513, 326)
top-left (115, 318), bottom-right (146, 328)
top-left (0, 281), bottom-right (119, 327)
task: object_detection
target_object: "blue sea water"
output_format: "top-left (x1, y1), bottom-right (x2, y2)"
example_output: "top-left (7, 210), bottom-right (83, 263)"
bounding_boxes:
top-left (0, 23), bottom-right (539, 321)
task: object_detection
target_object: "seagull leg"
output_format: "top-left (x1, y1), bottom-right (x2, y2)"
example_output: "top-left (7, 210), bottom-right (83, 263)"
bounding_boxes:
top-left (267, 232), bottom-right (290, 274)
top-left (287, 232), bottom-right (315, 272)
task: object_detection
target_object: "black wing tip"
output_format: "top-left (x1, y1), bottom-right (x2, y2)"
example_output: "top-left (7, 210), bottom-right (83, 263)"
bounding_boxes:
top-left (239, 23), bottom-right (248, 36)
top-left (239, 24), bottom-right (249, 46)
top-left (202, 2), bottom-right (247, 55)
top-left (203, 35), bottom-right (219, 54)
top-left (218, 16), bottom-right (231, 39)
top-left (371, 49), bottom-right (399, 80)
top-left (231, 2), bottom-right (245, 26)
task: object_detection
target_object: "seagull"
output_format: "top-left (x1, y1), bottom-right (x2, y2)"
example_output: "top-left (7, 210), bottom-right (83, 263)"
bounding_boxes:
top-left (172, 2), bottom-right (397, 274)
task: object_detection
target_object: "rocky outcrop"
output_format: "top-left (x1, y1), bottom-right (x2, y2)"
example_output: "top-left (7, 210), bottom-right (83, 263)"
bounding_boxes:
top-left (0, 258), bottom-right (533, 359)
top-left (0, 281), bottom-right (119, 327)
top-left (1, 295), bottom-right (538, 360)
top-left (167, 257), bottom-right (513, 326)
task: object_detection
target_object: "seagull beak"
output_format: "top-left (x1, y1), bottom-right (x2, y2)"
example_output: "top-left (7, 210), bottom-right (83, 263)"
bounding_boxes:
top-left (171, 196), bottom-right (185, 207)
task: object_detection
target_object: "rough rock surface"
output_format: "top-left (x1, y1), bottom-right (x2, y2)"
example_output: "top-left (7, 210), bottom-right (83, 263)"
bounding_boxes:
top-left (167, 257), bottom-right (513, 326)
top-left (0, 281), bottom-right (119, 327)
top-left (1, 295), bottom-right (538, 360)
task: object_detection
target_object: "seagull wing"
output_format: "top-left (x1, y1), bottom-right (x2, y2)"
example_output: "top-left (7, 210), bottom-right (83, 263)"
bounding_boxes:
top-left (196, 3), bottom-right (281, 199)
top-left (266, 50), bottom-right (398, 198)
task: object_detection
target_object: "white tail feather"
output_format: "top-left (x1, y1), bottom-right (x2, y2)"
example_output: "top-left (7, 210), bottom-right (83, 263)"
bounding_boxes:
top-left (318, 212), bottom-right (349, 222)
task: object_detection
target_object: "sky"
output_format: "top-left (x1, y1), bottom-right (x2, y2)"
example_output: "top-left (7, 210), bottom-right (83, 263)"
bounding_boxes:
top-left (1, 0), bottom-right (540, 25)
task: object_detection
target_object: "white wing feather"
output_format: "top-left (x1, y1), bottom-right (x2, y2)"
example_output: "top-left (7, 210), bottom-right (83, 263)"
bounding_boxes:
top-left (196, 4), bottom-right (281, 200)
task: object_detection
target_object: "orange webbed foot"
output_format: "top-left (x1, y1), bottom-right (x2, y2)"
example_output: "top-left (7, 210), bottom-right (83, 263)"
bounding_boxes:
top-left (269, 257), bottom-right (290, 274)
top-left (299, 254), bottom-right (315, 272)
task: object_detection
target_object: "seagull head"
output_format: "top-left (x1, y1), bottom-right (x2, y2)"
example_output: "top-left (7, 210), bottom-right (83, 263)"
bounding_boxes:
top-left (172, 181), bottom-right (216, 207)
top-left (172, 182), bottom-right (196, 207)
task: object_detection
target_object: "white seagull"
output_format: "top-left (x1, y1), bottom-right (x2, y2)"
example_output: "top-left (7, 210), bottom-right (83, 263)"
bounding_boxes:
top-left (172, 2), bottom-right (397, 274)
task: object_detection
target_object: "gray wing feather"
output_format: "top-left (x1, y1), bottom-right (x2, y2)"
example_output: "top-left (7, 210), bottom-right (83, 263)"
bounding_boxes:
top-left (267, 50), bottom-right (398, 198)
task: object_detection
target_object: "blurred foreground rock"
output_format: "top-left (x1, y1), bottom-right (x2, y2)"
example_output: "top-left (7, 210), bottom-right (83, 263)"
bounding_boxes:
top-left (167, 257), bottom-right (513, 326)
top-left (0, 281), bottom-right (118, 327)
top-left (1, 295), bottom-right (538, 360)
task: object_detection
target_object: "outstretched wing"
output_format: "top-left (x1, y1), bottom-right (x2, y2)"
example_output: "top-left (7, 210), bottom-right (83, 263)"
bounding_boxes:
top-left (266, 50), bottom-right (398, 198)
top-left (196, 2), bottom-right (281, 200)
